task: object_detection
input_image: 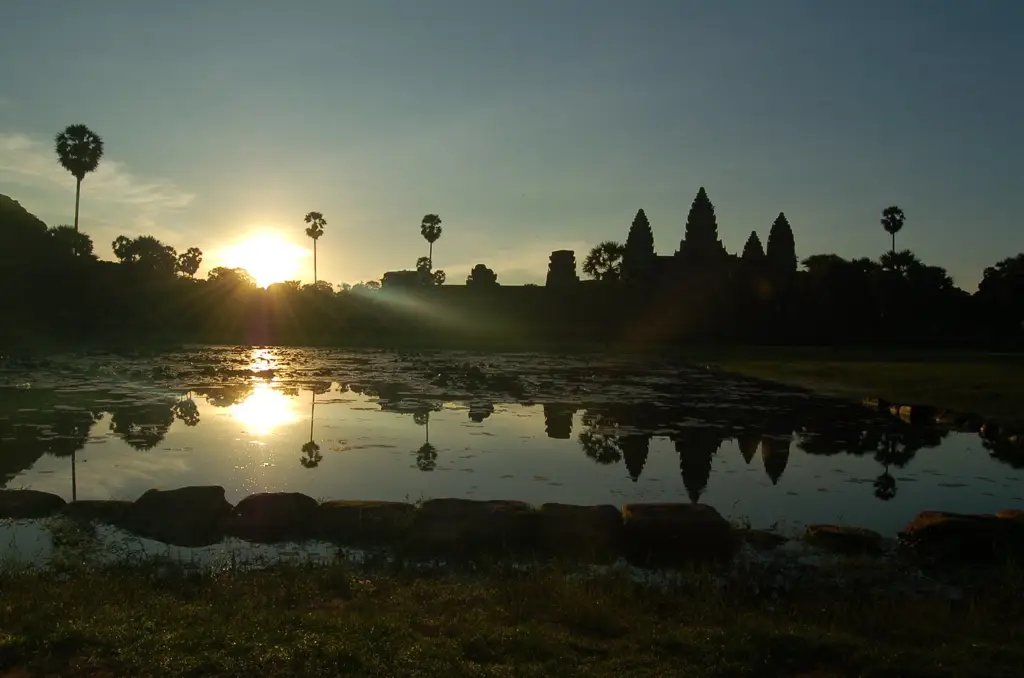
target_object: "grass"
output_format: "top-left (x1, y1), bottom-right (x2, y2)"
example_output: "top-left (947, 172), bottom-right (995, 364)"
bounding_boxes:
top-left (712, 348), bottom-right (1024, 425)
top-left (1, 558), bottom-right (1023, 677)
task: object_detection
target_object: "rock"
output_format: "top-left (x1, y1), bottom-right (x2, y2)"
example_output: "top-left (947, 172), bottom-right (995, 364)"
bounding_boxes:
top-left (899, 511), bottom-right (1024, 563)
top-left (127, 486), bottom-right (233, 547)
top-left (0, 490), bottom-right (66, 519)
top-left (537, 503), bottom-right (623, 560)
top-left (406, 498), bottom-right (536, 555)
top-left (805, 524), bottom-right (883, 554)
top-left (862, 396), bottom-right (891, 412)
top-left (898, 404), bottom-right (935, 425)
top-left (61, 500), bottom-right (132, 524)
top-left (228, 492), bottom-right (319, 543)
top-left (316, 500), bottom-right (415, 543)
top-left (740, 529), bottom-right (789, 551)
top-left (888, 405), bottom-right (902, 417)
top-left (622, 503), bottom-right (736, 564)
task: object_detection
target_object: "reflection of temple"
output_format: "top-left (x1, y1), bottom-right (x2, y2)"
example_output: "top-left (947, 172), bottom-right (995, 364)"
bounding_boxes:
top-left (674, 427), bottom-right (723, 503)
top-left (760, 435), bottom-right (791, 485)
top-left (619, 434), bottom-right (651, 482)
top-left (737, 432), bottom-right (760, 465)
top-left (468, 402), bottom-right (494, 423)
top-left (543, 404), bottom-right (576, 439)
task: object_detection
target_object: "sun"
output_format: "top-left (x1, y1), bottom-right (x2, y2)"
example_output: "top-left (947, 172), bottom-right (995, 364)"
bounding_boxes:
top-left (226, 382), bottom-right (301, 435)
top-left (220, 233), bottom-right (308, 288)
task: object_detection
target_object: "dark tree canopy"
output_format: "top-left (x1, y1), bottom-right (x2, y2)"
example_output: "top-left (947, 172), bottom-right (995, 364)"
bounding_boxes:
top-left (978, 254), bottom-right (1024, 323)
top-left (208, 266), bottom-right (257, 288)
top-left (622, 208), bottom-right (656, 283)
top-left (741, 230), bottom-right (765, 262)
top-left (48, 225), bottom-right (94, 259)
top-left (466, 264), bottom-right (498, 287)
top-left (766, 212), bottom-right (796, 273)
top-left (678, 187), bottom-right (727, 263)
top-left (176, 247), bottom-right (203, 278)
top-left (112, 235), bottom-right (177, 275)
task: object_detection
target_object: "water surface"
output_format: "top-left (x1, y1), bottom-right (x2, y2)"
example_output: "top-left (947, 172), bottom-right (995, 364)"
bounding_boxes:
top-left (1, 347), bottom-right (1021, 537)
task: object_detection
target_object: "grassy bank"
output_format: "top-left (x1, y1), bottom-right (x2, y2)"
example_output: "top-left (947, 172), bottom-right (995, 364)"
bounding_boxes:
top-left (1, 561), bottom-right (1023, 677)
top-left (715, 350), bottom-right (1024, 425)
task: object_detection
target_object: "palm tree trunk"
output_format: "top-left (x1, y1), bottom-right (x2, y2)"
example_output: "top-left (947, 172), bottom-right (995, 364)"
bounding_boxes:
top-left (309, 392), bottom-right (315, 441)
top-left (73, 177), bottom-right (82, 233)
top-left (428, 241), bottom-right (433, 270)
top-left (313, 241), bottom-right (318, 283)
top-left (71, 450), bottom-right (77, 502)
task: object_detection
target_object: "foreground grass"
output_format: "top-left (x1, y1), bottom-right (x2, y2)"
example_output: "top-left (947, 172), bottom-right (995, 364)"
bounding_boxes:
top-left (1, 562), bottom-right (1023, 677)
top-left (715, 350), bottom-right (1024, 425)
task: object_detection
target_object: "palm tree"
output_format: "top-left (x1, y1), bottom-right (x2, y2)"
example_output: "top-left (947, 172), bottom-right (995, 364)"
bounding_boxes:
top-left (304, 211), bottom-right (326, 283)
top-left (582, 241), bottom-right (625, 282)
top-left (420, 214), bottom-right (443, 270)
top-left (880, 205), bottom-right (905, 255)
top-left (54, 124), bottom-right (105, 233)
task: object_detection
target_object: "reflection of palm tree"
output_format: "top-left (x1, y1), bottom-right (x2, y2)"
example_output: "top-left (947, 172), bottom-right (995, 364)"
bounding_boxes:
top-left (300, 389), bottom-right (321, 468)
top-left (300, 441), bottom-right (322, 468)
top-left (416, 442), bottom-right (438, 471)
top-left (619, 434), bottom-right (651, 481)
top-left (874, 468), bottom-right (897, 501)
top-left (48, 408), bottom-right (100, 502)
top-left (413, 409), bottom-right (438, 471)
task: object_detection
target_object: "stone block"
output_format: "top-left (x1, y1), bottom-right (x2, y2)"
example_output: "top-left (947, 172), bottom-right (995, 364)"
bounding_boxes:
top-left (228, 492), bottom-right (319, 543)
top-left (622, 503), bottom-right (736, 564)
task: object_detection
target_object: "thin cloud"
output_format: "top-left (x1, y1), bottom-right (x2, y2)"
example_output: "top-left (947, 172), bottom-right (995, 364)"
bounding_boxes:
top-left (0, 131), bottom-right (194, 218)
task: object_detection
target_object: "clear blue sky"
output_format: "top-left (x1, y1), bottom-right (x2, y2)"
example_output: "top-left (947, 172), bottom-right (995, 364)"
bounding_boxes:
top-left (1, 0), bottom-right (1021, 289)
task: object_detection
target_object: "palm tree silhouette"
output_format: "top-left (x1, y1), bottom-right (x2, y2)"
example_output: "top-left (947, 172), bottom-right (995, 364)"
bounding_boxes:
top-left (880, 205), bottom-right (905, 255)
top-left (54, 124), bottom-right (105, 233)
top-left (304, 211), bottom-right (327, 283)
top-left (420, 214), bottom-right (443, 270)
top-left (583, 241), bottom-right (625, 282)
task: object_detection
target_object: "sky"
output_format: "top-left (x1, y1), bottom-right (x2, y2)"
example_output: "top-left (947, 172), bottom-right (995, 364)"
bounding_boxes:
top-left (1, 1), bottom-right (1021, 290)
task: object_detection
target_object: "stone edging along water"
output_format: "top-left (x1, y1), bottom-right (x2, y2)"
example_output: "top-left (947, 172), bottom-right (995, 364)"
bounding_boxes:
top-left (2, 488), bottom-right (1023, 566)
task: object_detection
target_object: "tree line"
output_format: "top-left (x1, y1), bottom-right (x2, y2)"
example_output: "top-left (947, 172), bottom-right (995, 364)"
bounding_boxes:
top-left (0, 122), bottom-right (1020, 349)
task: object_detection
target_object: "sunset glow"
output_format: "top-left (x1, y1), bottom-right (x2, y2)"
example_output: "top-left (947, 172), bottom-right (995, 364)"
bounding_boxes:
top-left (219, 233), bottom-right (308, 287)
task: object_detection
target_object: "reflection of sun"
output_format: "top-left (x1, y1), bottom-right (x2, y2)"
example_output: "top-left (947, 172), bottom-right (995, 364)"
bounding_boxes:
top-left (220, 233), bottom-right (308, 288)
top-left (227, 382), bottom-right (300, 435)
